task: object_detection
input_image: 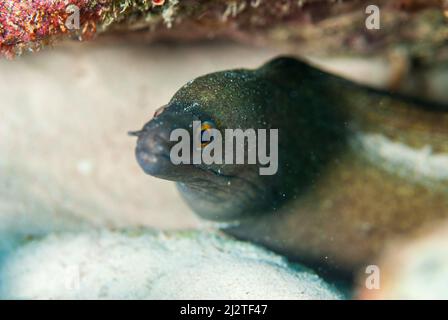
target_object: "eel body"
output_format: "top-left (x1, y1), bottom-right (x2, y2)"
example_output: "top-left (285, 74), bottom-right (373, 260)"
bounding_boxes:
top-left (133, 57), bottom-right (448, 274)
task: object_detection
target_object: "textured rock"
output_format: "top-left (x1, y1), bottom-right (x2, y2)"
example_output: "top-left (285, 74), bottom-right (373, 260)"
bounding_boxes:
top-left (0, 229), bottom-right (343, 300)
top-left (2, 0), bottom-right (447, 57)
top-left (2, 1), bottom-right (447, 102)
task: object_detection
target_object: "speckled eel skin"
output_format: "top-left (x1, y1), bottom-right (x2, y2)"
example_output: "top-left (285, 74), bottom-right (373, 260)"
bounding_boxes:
top-left (132, 57), bottom-right (448, 275)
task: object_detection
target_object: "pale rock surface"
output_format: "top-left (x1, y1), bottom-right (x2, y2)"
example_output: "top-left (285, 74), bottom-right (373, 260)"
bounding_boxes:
top-left (358, 222), bottom-right (448, 299)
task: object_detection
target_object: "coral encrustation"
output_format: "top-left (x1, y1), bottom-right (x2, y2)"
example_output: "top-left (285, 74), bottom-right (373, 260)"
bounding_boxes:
top-left (0, 0), bottom-right (110, 57)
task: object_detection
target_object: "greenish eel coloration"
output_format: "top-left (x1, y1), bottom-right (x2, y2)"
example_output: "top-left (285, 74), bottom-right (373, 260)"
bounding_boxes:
top-left (132, 57), bottom-right (448, 275)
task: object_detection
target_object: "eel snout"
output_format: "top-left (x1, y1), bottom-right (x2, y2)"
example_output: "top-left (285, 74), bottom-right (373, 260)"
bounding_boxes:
top-left (132, 118), bottom-right (177, 178)
top-left (129, 114), bottom-right (196, 181)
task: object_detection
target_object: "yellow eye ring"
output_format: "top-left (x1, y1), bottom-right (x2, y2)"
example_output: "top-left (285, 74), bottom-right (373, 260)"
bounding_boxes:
top-left (200, 121), bottom-right (215, 147)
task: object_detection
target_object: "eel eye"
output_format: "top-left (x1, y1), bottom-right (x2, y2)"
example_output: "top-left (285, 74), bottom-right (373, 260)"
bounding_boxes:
top-left (200, 121), bottom-right (215, 147)
top-left (153, 105), bottom-right (167, 118)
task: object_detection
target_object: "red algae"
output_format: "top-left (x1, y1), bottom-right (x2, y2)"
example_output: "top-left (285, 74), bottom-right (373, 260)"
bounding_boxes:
top-left (152, 0), bottom-right (165, 6)
top-left (0, 0), bottom-right (107, 57)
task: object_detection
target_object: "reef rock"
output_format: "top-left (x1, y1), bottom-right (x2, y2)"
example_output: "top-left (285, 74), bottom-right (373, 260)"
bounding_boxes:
top-left (1, 0), bottom-right (447, 101)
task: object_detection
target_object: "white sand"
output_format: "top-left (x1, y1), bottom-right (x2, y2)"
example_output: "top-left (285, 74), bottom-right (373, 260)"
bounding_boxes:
top-left (0, 229), bottom-right (343, 300)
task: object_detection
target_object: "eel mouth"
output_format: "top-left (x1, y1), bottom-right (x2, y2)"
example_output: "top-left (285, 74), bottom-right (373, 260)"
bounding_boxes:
top-left (136, 148), bottom-right (175, 178)
top-left (134, 129), bottom-right (178, 178)
top-left (132, 126), bottom-right (236, 184)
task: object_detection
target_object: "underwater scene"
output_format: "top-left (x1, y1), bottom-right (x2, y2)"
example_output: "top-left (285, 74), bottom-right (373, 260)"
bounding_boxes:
top-left (1, 0), bottom-right (448, 304)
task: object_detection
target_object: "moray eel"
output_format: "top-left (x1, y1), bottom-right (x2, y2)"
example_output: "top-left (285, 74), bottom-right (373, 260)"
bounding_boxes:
top-left (131, 57), bottom-right (448, 275)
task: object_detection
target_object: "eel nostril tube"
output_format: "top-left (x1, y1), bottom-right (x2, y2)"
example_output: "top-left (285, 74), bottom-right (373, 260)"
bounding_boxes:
top-left (128, 130), bottom-right (144, 137)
